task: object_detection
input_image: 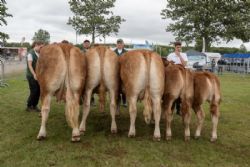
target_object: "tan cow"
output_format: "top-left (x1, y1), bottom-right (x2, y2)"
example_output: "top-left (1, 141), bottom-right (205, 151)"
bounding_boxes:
top-left (162, 60), bottom-right (193, 141)
top-left (36, 43), bottom-right (86, 142)
top-left (192, 71), bottom-right (221, 142)
top-left (119, 50), bottom-right (165, 140)
top-left (162, 59), bottom-right (221, 142)
top-left (79, 45), bottom-right (119, 134)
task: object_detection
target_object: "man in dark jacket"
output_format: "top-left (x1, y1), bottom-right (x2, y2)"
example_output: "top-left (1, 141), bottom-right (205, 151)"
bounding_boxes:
top-left (114, 39), bottom-right (127, 107)
top-left (26, 41), bottom-right (44, 112)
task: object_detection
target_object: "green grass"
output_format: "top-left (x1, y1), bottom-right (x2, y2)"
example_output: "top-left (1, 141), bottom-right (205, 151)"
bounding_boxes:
top-left (1, 72), bottom-right (250, 167)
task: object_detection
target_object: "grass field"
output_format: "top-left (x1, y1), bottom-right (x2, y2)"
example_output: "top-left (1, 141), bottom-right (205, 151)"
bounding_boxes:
top-left (0, 72), bottom-right (250, 167)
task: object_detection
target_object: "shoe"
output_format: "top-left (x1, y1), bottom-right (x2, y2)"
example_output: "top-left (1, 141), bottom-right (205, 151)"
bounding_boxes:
top-left (26, 106), bottom-right (40, 112)
top-left (33, 106), bottom-right (41, 112)
top-left (26, 107), bottom-right (33, 112)
top-left (176, 110), bottom-right (182, 116)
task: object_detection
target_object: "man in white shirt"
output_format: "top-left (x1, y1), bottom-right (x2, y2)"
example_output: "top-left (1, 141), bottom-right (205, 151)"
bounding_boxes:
top-left (167, 41), bottom-right (188, 66)
top-left (167, 42), bottom-right (188, 115)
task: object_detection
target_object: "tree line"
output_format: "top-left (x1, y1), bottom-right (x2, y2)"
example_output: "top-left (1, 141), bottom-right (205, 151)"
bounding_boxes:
top-left (1, 0), bottom-right (249, 52)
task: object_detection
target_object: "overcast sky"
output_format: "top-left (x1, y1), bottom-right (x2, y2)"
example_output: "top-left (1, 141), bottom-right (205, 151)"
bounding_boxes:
top-left (2, 0), bottom-right (249, 49)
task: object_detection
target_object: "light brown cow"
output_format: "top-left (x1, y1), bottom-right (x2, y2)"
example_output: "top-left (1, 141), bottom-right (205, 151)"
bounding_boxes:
top-left (119, 50), bottom-right (165, 140)
top-left (79, 45), bottom-right (119, 134)
top-left (162, 60), bottom-right (193, 141)
top-left (36, 43), bottom-right (86, 142)
top-left (162, 59), bottom-right (221, 142)
top-left (192, 71), bottom-right (221, 142)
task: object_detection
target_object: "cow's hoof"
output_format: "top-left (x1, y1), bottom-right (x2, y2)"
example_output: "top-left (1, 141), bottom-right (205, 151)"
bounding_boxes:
top-left (111, 129), bottom-right (117, 134)
top-left (153, 136), bottom-right (161, 141)
top-left (79, 130), bottom-right (85, 135)
top-left (184, 136), bottom-right (190, 142)
top-left (128, 132), bottom-right (136, 138)
top-left (166, 136), bottom-right (172, 141)
top-left (194, 135), bottom-right (200, 140)
top-left (210, 137), bottom-right (217, 143)
top-left (37, 135), bottom-right (46, 141)
top-left (144, 117), bottom-right (151, 125)
top-left (71, 135), bottom-right (81, 142)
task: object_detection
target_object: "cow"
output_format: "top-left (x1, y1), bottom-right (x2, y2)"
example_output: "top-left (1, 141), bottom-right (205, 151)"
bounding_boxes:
top-left (36, 43), bottom-right (86, 142)
top-left (79, 45), bottom-right (119, 134)
top-left (162, 59), bottom-right (221, 142)
top-left (119, 50), bottom-right (165, 140)
top-left (162, 60), bottom-right (193, 141)
top-left (192, 71), bottom-right (221, 142)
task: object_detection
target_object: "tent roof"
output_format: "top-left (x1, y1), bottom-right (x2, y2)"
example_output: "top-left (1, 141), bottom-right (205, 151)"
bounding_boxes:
top-left (223, 53), bottom-right (250, 59)
top-left (186, 50), bottom-right (206, 57)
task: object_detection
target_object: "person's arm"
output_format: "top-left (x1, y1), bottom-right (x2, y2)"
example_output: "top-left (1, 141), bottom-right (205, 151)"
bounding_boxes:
top-left (28, 60), bottom-right (37, 80)
top-left (176, 52), bottom-right (187, 66)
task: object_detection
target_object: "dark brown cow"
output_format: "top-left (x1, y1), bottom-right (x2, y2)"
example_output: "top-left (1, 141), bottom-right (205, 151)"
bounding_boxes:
top-left (120, 50), bottom-right (165, 140)
top-left (36, 43), bottom-right (86, 142)
top-left (79, 45), bottom-right (119, 134)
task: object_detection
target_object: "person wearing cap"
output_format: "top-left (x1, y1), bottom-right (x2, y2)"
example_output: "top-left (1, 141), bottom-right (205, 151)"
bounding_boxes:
top-left (81, 39), bottom-right (96, 106)
top-left (167, 41), bottom-right (188, 115)
top-left (114, 39), bottom-right (127, 107)
top-left (82, 40), bottom-right (91, 53)
top-left (114, 39), bottom-right (127, 56)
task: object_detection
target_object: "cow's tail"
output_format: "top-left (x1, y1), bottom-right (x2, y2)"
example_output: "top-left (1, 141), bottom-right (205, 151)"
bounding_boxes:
top-left (143, 51), bottom-right (152, 124)
top-left (98, 48), bottom-right (106, 112)
top-left (64, 47), bottom-right (79, 130)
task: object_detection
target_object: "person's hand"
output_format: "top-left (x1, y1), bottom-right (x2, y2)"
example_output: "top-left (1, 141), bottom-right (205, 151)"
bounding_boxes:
top-left (33, 73), bottom-right (37, 80)
top-left (175, 51), bottom-right (181, 57)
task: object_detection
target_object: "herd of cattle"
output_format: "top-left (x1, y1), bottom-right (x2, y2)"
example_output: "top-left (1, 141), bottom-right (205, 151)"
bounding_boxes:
top-left (35, 43), bottom-right (221, 142)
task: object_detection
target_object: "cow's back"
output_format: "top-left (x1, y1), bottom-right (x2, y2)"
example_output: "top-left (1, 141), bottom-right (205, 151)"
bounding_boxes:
top-left (193, 71), bottom-right (221, 105)
top-left (37, 43), bottom-right (86, 100)
top-left (120, 50), bottom-right (164, 98)
top-left (85, 45), bottom-right (119, 90)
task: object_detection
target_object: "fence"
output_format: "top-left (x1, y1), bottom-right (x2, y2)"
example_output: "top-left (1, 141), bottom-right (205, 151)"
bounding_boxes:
top-left (0, 58), bottom-right (8, 87)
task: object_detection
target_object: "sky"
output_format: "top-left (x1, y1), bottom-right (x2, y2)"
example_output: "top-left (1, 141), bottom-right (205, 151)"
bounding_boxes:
top-left (2, 0), bottom-right (250, 50)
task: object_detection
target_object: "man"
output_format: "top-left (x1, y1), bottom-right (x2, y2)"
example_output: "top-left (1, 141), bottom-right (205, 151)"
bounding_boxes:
top-left (167, 41), bottom-right (188, 66)
top-left (26, 41), bottom-right (44, 112)
top-left (114, 39), bottom-right (127, 56)
top-left (167, 41), bottom-right (188, 115)
top-left (82, 39), bottom-right (95, 106)
top-left (114, 39), bottom-right (127, 107)
top-left (82, 39), bottom-right (91, 53)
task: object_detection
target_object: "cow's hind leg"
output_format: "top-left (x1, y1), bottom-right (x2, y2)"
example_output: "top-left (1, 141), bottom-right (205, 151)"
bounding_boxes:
top-left (65, 89), bottom-right (81, 142)
top-left (109, 89), bottom-right (117, 133)
top-left (152, 97), bottom-right (162, 141)
top-left (164, 95), bottom-right (175, 141)
top-left (128, 96), bottom-right (137, 137)
top-left (193, 104), bottom-right (205, 139)
top-left (37, 94), bottom-right (51, 140)
top-left (79, 89), bottom-right (93, 134)
top-left (181, 99), bottom-right (192, 141)
top-left (210, 102), bottom-right (220, 142)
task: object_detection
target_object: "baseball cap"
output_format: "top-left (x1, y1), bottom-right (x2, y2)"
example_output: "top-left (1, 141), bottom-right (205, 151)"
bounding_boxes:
top-left (117, 39), bottom-right (124, 43)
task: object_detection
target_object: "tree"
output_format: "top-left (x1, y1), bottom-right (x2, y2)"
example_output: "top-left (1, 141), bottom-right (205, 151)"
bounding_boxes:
top-left (239, 44), bottom-right (247, 53)
top-left (68, 0), bottom-right (125, 43)
top-left (32, 29), bottom-right (50, 44)
top-left (161, 0), bottom-right (250, 52)
top-left (0, 0), bottom-right (12, 45)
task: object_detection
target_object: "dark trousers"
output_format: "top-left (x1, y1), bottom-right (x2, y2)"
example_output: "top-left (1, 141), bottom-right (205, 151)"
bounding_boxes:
top-left (172, 97), bottom-right (181, 114)
top-left (27, 76), bottom-right (40, 108)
